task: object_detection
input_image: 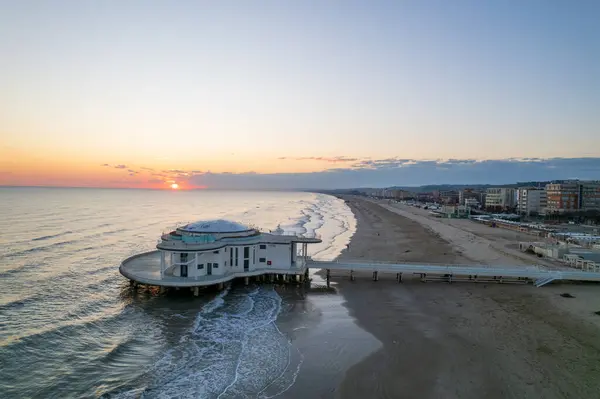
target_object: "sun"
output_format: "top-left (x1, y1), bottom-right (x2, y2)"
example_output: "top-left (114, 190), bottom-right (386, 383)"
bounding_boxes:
top-left (171, 183), bottom-right (179, 190)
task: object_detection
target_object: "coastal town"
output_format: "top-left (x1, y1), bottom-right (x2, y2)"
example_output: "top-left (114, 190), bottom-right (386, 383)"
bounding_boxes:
top-left (332, 180), bottom-right (600, 274)
top-left (356, 180), bottom-right (600, 219)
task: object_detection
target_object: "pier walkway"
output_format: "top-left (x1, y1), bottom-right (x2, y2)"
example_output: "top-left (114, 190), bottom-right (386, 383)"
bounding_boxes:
top-left (307, 260), bottom-right (600, 287)
top-left (120, 251), bottom-right (600, 288)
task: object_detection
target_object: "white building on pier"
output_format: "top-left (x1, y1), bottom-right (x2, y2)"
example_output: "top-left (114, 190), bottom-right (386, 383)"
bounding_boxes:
top-left (120, 219), bottom-right (321, 288)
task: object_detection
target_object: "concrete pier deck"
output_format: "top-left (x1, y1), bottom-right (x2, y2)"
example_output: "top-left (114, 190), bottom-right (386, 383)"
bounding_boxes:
top-left (121, 251), bottom-right (600, 288)
top-left (119, 251), bottom-right (307, 287)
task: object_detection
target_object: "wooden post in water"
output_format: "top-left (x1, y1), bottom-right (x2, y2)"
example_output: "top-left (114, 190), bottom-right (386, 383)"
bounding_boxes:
top-left (372, 271), bottom-right (379, 281)
top-left (326, 268), bottom-right (331, 287)
top-left (396, 273), bottom-right (403, 283)
top-left (350, 270), bottom-right (355, 281)
top-left (194, 287), bottom-right (199, 296)
top-left (244, 277), bottom-right (249, 286)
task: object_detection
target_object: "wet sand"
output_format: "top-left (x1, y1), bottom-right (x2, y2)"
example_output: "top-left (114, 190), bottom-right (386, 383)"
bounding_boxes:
top-left (333, 196), bottom-right (600, 399)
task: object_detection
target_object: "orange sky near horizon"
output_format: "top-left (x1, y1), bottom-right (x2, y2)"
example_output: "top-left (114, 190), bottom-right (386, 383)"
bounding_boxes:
top-left (0, 146), bottom-right (358, 189)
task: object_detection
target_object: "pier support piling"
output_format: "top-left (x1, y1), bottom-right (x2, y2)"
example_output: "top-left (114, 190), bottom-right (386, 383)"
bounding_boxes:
top-left (350, 270), bottom-right (355, 281)
top-left (159, 286), bottom-right (167, 294)
top-left (270, 274), bottom-right (274, 283)
top-left (217, 283), bottom-right (224, 291)
top-left (194, 287), bottom-right (199, 296)
top-left (283, 274), bottom-right (288, 283)
top-left (244, 277), bottom-right (249, 286)
top-left (396, 273), bottom-right (403, 283)
top-left (372, 271), bottom-right (379, 281)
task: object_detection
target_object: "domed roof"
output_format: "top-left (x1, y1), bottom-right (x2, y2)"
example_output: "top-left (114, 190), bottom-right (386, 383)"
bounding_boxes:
top-left (178, 219), bottom-right (252, 234)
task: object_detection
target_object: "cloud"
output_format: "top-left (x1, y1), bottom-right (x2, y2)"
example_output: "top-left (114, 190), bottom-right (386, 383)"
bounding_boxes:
top-left (127, 169), bottom-right (139, 174)
top-left (350, 157), bottom-right (415, 169)
top-left (101, 163), bottom-right (129, 169)
top-left (279, 156), bottom-right (360, 163)
top-left (147, 179), bottom-right (164, 183)
top-left (182, 157), bottom-right (600, 189)
top-left (140, 167), bottom-right (155, 171)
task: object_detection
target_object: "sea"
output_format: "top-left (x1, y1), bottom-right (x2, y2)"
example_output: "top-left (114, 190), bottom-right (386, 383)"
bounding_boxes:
top-left (0, 188), bottom-right (381, 398)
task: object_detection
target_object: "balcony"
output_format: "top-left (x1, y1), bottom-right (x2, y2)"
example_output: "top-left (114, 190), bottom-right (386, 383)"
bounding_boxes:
top-left (172, 258), bottom-right (196, 266)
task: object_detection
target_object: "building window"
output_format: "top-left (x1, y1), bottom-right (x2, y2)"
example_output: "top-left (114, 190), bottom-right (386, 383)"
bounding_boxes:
top-left (213, 263), bottom-right (219, 268)
top-left (180, 253), bottom-right (188, 262)
top-left (259, 257), bottom-right (266, 263)
top-left (230, 248), bottom-right (233, 266)
top-left (197, 264), bottom-right (204, 270)
top-left (259, 244), bottom-right (266, 250)
top-left (235, 248), bottom-right (239, 266)
top-left (244, 246), bottom-right (249, 258)
top-left (213, 250), bottom-right (219, 254)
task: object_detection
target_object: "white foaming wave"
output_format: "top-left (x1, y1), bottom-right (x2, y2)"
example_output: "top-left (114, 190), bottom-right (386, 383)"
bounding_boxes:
top-left (305, 194), bottom-right (356, 261)
top-left (274, 193), bottom-right (355, 263)
top-left (200, 285), bottom-right (230, 314)
top-left (115, 286), bottom-right (300, 399)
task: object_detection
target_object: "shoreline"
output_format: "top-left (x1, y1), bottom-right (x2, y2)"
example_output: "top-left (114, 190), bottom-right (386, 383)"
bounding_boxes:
top-left (330, 196), bottom-right (600, 399)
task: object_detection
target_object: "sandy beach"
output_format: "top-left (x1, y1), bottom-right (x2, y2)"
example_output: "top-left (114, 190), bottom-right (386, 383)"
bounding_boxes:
top-left (332, 196), bottom-right (600, 399)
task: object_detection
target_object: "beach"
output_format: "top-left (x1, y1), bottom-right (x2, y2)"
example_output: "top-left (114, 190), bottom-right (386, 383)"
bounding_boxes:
top-left (332, 196), bottom-right (600, 399)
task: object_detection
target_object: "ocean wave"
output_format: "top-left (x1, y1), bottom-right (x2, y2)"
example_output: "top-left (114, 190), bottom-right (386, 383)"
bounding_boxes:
top-left (0, 294), bottom-right (40, 312)
top-left (111, 286), bottom-right (300, 399)
top-left (31, 230), bottom-right (73, 241)
top-left (1, 239), bottom-right (81, 258)
top-left (0, 302), bottom-right (126, 348)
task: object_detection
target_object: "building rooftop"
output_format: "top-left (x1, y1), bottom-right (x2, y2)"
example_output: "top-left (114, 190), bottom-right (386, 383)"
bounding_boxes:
top-left (177, 219), bottom-right (253, 234)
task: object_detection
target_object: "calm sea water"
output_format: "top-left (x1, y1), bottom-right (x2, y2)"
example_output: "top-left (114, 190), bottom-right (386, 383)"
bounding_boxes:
top-left (0, 188), bottom-right (377, 398)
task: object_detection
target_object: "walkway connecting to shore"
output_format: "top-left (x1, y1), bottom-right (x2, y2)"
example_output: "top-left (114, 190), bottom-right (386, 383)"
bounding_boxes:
top-left (120, 251), bottom-right (600, 290)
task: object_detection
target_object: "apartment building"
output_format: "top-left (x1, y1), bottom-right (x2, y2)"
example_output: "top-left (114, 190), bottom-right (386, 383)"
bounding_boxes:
top-left (459, 189), bottom-right (485, 206)
top-left (517, 187), bottom-right (547, 215)
top-left (437, 190), bottom-right (459, 204)
top-left (581, 182), bottom-right (600, 211)
top-left (485, 188), bottom-right (516, 210)
top-left (545, 181), bottom-right (600, 213)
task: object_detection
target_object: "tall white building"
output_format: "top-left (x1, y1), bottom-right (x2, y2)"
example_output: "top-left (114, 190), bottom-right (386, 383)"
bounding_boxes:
top-left (517, 187), bottom-right (547, 215)
top-left (485, 188), bottom-right (516, 210)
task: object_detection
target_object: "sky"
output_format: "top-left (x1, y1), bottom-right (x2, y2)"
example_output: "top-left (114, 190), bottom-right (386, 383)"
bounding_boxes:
top-left (1, 0), bottom-right (599, 189)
